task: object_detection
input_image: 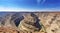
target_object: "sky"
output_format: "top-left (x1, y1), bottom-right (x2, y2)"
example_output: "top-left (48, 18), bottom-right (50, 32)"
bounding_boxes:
top-left (0, 0), bottom-right (60, 11)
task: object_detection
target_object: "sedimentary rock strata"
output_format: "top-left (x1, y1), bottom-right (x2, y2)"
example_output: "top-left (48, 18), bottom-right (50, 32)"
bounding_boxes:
top-left (0, 12), bottom-right (60, 33)
top-left (18, 13), bottom-right (41, 32)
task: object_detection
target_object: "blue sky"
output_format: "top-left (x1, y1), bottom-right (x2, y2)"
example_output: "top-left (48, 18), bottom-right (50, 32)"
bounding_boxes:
top-left (0, 0), bottom-right (60, 11)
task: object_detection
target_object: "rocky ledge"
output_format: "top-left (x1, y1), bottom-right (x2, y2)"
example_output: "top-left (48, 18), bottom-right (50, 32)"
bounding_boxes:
top-left (0, 12), bottom-right (60, 33)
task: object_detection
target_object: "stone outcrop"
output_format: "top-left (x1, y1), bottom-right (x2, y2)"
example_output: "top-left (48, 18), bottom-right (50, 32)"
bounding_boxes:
top-left (34, 13), bottom-right (60, 33)
top-left (0, 12), bottom-right (60, 33)
top-left (18, 13), bottom-right (41, 32)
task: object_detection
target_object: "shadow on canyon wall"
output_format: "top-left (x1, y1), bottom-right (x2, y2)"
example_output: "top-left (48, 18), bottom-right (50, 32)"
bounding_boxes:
top-left (31, 13), bottom-right (42, 30)
top-left (0, 12), bottom-right (42, 31)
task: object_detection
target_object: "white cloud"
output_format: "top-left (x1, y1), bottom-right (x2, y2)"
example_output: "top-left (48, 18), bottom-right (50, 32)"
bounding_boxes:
top-left (37, 0), bottom-right (46, 4)
top-left (0, 6), bottom-right (60, 12)
top-left (37, 0), bottom-right (41, 4)
top-left (0, 7), bottom-right (37, 12)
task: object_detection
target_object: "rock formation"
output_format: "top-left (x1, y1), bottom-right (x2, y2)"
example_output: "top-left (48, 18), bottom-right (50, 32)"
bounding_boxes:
top-left (18, 13), bottom-right (41, 32)
top-left (34, 13), bottom-right (60, 33)
top-left (0, 12), bottom-right (60, 33)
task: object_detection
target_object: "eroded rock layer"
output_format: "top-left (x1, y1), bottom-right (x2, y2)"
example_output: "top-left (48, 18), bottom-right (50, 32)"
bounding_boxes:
top-left (0, 12), bottom-right (60, 33)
